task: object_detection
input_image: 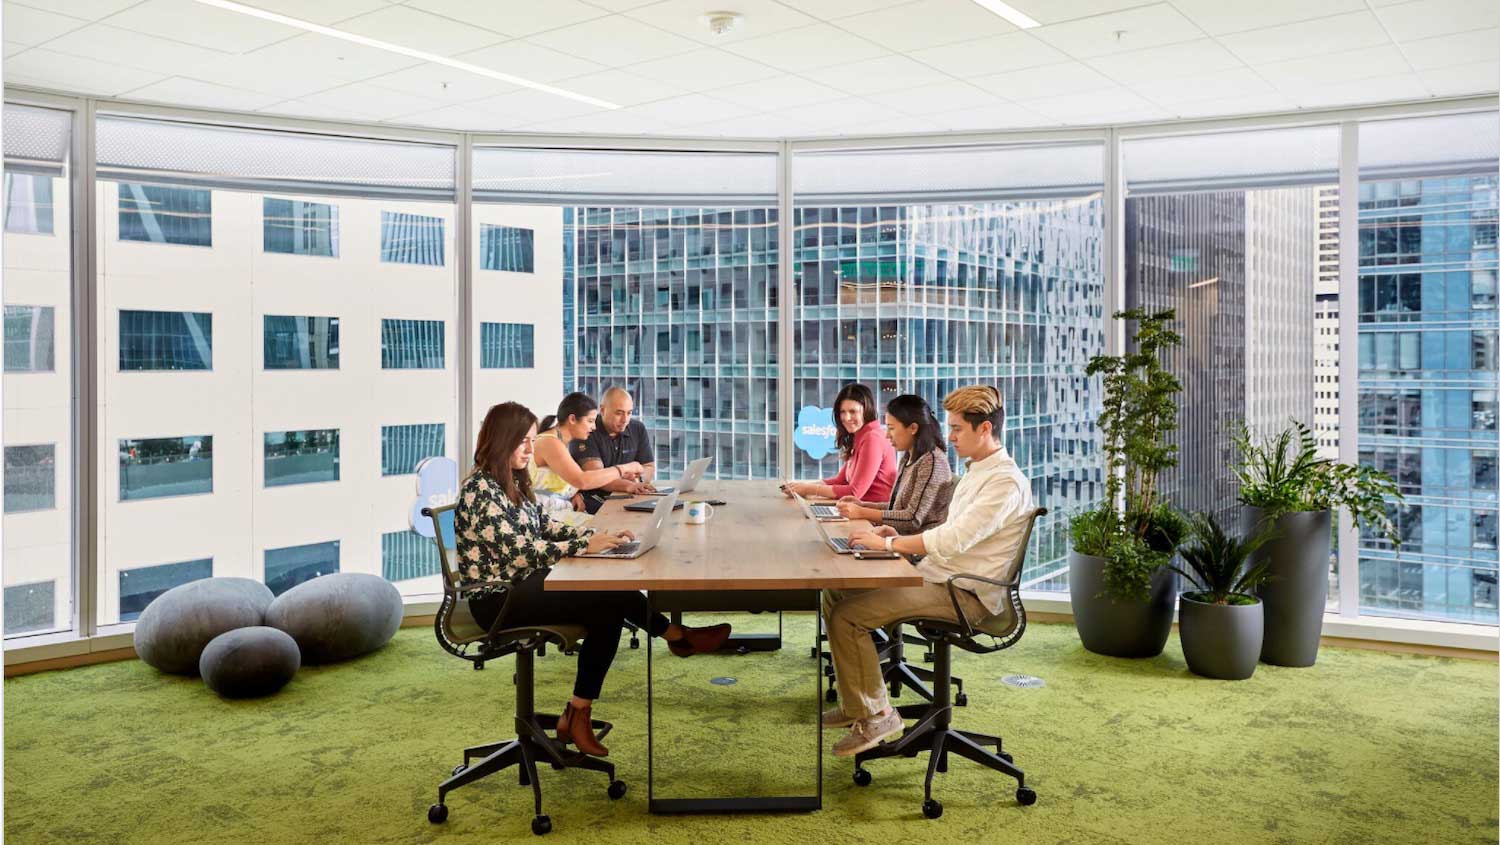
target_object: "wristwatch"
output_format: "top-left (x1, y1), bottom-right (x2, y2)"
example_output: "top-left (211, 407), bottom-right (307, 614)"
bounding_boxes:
top-left (883, 536), bottom-right (895, 553)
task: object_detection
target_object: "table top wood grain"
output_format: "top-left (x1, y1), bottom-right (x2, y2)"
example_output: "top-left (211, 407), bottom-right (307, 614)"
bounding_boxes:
top-left (544, 480), bottom-right (926, 592)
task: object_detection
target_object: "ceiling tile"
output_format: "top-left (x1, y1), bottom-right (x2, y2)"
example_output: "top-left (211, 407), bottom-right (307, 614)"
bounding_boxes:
top-left (1130, 67), bottom-right (1274, 104)
top-left (403, 0), bottom-right (606, 38)
top-left (707, 74), bottom-right (848, 110)
top-left (623, 93), bottom-right (754, 125)
top-left (802, 54), bottom-right (950, 95)
top-left (625, 47), bottom-right (781, 90)
top-left (5, 41), bottom-right (32, 58)
top-left (519, 109), bottom-right (665, 134)
top-left (1024, 87), bottom-right (1170, 123)
top-left (778, 0), bottom-right (912, 21)
top-left (722, 22), bottom-right (888, 72)
top-left (582, 0), bottom-right (661, 11)
top-left (548, 68), bottom-right (688, 106)
top-left (3, 47), bottom-right (166, 96)
top-left (471, 87), bottom-right (607, 123)
top-left (293, 81), bottom-right (453, 119)
top-left (40, 24), bottom-right (231, 77)
top-left (259, 99), bottom-right (386, 123)
top-left (1000, 0), bottom-right (1162, 26)
top-left (972, 61), bottom-right (1114, 99)
top-left (835, 0), bottom-right (1018, 52)
top-left (192, 33), bottom-right (424, 99)
top-left (119, 76), bottom-right (282, 110)
top-left (228, 0), bottom-right (392, 26)
top-left (8, 0), bottom-right (144, 22)
top-left (907, 31), bottom-right (1068, 79)
top-left (928, 102), bottom-right (1055, 130)
top-left (1418, 61), bottom-right (1500, 95)
top-left (1169, 0), bottom-right (1365, 36)
top-left (1085, 39), bottom-right (1242, 85)
top-left (771, 96), bottom-right (891, 130)
top-left (2, 4), bottom-right (89, 46)
top-left (676, 113), bottom-right (816, 136)
top-left (1291, 72), bottom-right (1430, 108)
top-left (1219, 11), bottom-right (1390, 65)
top-left (393, 102), bottom-right (518, 130)
top-left (1375, 0), bottom-right (1500, 42)
top-left (334, 5), bottom-right (508, 55)
top-left (624, 0), bottom-right (817, 45)
top-left (1168, 92), bottom-right (1295, 118)
top-left (361, 62), bottom-right (520, 101)
top-left (1257, 45), bottom-right (1410, 91)
top-left (1030, 3), bottom-right (1206, 58)
top-left (103, 0), bottom-right (301, 53)
top-left (864, 80), bottom-right (999, 114)
top-left (1400, 29), bottom-right (1500, 70)
top-left (457, 40), bottom-right (607, 83)
top-left (526, 15), bottom-right (701, 66)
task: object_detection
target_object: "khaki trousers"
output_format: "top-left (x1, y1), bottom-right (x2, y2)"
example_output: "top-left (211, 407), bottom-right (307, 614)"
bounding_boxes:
top-left (822, 582), bottom-right (988, 720)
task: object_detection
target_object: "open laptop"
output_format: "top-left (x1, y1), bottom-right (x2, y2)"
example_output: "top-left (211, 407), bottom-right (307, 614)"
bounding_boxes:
top-left (785, 482), bottom-right (844, 521)
top-left (640, 456), bottom-right (713, 496)
top-left (576, 491), bottom-right (679, 559)
top-left (796, 493), bottom-right (900, 558)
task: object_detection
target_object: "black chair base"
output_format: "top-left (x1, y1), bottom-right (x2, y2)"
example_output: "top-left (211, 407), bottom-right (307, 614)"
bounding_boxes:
top-left (820, 626), bottom-right (965, 707)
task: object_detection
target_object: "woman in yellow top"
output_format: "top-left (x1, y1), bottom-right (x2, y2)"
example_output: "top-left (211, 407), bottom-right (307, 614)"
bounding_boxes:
top-left (531, 392), bottom-right (645, 512)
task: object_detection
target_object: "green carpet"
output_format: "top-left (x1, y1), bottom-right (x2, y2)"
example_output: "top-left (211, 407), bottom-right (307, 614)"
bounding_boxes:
top-left (5, 616), bottom-right (1497, 844)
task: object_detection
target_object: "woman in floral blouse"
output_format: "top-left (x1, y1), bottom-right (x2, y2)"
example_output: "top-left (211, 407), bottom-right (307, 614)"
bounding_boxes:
top-left (457, 401), bottom-right (732, 757)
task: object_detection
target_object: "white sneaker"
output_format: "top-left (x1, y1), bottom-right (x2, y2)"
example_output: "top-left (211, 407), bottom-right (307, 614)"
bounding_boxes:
top-left (832, 711), bottom-right (904, 757)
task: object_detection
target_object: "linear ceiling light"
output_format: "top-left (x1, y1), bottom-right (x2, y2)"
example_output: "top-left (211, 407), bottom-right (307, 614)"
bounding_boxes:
top-left (190, 0), bottom-right (620, 109)
top-left (970, 0), bottom-right (1041, 29)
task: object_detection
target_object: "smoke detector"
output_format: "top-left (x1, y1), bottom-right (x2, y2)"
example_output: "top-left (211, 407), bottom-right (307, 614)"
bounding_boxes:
top-left (702, 11), bottom-right (741, 36)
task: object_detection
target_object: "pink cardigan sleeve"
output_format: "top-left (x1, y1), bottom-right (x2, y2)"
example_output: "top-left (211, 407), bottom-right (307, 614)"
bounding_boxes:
top-left (824, 428), bottom-right (883, 499)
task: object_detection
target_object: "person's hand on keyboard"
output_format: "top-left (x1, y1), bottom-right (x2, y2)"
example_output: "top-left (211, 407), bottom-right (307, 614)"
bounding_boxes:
top-left (584, 530), bottom-right (630, 555)
top-left (847, 526), bottom-right (896, 551)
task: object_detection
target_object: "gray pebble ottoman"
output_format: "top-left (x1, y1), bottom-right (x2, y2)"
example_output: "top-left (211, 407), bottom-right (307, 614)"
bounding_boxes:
top-left (200, 626), bottom-right (301, 698)
top-left (134, 577), bottom-right (275, 675)
top-left (265, 572), bottom-right (403, 664)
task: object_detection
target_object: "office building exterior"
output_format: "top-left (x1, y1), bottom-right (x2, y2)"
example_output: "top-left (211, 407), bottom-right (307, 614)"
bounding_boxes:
top-left (1314, 185), bottom-right (1342, 459)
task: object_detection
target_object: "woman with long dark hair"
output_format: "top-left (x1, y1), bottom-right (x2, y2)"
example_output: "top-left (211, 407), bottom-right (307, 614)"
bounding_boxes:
top-left (457, 402), bottom-right (732, 757)
top-left (783, 383), bottom-right (898, 503)
top-left (835, 394), bottom-right (952, 533)
top-left (531, 392), bottom-right (644, 512)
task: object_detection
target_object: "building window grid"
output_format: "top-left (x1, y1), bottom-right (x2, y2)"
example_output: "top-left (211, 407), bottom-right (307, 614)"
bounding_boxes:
top-left (263, 197), bottom-right (339, 257)
top-left (119, 310), bottom-right (212, 371)
top-left (382, 529), bottom-right (441, 582)
top-left (118, 183), bottom-right (211, 246)
top-left (380, 210), bottom-right (445, 266)
top-left (380, 318), bottom-right (445, 369)
top-left (381, 423), bottom-right (445, 477)
top-left (4, 305), bottom-right (55, 372)
top-left (480, 322), bottom-right (535, 369)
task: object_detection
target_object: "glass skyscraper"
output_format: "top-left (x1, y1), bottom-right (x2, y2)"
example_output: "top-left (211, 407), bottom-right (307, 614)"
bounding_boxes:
top-left (1357, 173), bottom-right (1499, 624)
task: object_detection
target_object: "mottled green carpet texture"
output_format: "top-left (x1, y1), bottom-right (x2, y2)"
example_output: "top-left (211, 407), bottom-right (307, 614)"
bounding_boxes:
top-left (5, 616), bottom-right (1497, 844)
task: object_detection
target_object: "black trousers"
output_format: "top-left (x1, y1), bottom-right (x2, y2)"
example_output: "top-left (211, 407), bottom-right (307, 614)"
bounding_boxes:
top-left (469, 571), bottom-right (671, 701)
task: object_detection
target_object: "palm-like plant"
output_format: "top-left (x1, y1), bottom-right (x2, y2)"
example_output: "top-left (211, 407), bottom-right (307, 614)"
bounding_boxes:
top-left (1171, 512), bottom-right (1278, 606)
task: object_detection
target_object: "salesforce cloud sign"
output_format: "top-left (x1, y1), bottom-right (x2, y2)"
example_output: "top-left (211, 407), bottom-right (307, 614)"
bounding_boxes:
top-left (793, 405), bottom-right (838, 460)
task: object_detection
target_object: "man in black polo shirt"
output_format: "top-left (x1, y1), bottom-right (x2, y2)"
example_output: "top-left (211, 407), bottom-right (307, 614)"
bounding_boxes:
top-left (573, 387), bottom-right (657, 512)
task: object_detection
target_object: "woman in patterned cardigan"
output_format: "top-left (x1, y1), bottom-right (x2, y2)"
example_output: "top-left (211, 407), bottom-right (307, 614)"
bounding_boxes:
top-left (835, 394), bottom-right (953, 534)
top-left (457, 401), bottom-right (731, 757)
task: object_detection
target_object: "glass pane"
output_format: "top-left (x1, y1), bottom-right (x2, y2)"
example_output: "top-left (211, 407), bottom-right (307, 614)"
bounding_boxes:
top-left (1356, 112), bottom-right (1500, 624)
top-left (3, 104), bottom-right (74, 639)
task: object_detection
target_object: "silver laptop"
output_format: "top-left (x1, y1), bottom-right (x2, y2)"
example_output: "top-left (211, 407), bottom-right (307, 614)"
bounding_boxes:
top-left (796, 493), bottom-right (854, 553)
top-left (642, 456), bottom-right (712, 496)
top-left (576, 491), bottom-right (679, 559)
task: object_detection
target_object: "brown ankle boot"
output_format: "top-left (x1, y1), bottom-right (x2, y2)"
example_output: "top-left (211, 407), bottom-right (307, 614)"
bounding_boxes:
top-left (667, 623), bottom-right (733, 658)
top-left (557, 701), bottom-right (609, 757)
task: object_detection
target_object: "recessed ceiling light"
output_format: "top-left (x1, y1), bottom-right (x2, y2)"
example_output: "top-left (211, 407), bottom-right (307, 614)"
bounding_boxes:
top-left (189, 0), bottom-right (620, 110)
top-left (970, 0), bottom-right (1041, 29)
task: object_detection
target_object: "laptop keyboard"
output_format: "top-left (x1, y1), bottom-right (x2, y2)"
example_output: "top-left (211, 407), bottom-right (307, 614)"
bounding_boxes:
top-left (812, 504), bottom-right (839, 519)
top-left (604, 542), bottom-right (640, 556)
top-left (829, 536), bottom-right (850, 551)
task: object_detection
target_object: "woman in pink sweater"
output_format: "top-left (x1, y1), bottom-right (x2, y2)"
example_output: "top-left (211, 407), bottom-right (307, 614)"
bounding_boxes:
top-left (784, 383), bottom-right (897, 502)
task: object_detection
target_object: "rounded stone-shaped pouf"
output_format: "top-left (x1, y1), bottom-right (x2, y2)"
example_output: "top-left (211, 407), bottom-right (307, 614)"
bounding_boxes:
top-left (200, 626), bottom-right (301, 698)
top-left (134, 577), bottom-right (276, 675)
top-left (265, 573), bottom-right (403, 664)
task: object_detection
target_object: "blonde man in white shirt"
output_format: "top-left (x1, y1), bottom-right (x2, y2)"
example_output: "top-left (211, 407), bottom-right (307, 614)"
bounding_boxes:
top-left (829, 385), bottom-right (1035, 758)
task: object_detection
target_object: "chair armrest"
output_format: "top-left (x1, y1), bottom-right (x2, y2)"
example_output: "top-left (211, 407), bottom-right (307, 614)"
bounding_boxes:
top-left (942, 573), bottom-right (1019, 638)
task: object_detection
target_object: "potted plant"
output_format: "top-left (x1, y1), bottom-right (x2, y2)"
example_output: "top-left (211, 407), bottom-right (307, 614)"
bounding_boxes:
top-left (1232, 420), bottom-right (1402, 667)
top-left (1172, 513), bottom-right (1277, 680)
top-left (1069, 309), bottom-right (1189, 658)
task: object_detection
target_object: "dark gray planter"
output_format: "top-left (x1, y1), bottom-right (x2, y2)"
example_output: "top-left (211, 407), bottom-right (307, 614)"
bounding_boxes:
top-left (1243, 506), bottom-right (1332, 667)
top-left (1178, 594), bottom-right (1263, 680)
top-left (1069, 550), bottom-right (1176, 658)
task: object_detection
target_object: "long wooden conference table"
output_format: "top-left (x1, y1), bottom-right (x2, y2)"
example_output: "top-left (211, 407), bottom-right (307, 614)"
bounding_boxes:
top-left (546, 479), bottom-right (923, 814)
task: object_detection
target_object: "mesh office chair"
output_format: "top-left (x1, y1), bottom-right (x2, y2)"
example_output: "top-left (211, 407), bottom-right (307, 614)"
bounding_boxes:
top-left (851, 507), bottom-right (1047, 820)
top-left (421, 504), bottom-right (625, 837)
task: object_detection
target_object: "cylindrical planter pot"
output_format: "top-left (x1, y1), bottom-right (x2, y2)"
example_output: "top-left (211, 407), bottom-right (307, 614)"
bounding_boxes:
top-left (1243, 506), bottom-right (1332, 668)
top-left (1178, 593), bottom-right (1263, 680)
top-left (1069, 550), bottom-right (1177, 658)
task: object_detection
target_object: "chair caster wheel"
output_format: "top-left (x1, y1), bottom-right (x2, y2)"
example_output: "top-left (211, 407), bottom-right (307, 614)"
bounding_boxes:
top-left (922, 799), bottom-right (943, 819)
top-left (825, 688), bottom-right (838, 703)
top-left (922, 652), bottom-right (934, 663)
top-left (1016, 786), bottom-right (1037, 806)
top-left (735, 645), bottom-right (751, 655)
top-left (1000, 751), bottom-right (1013, 763)
top-left (630, 638), bottom-right (640, 649)
top-left (810, 646), bottom-right (820, 658)
top-left (852, 768), bottom-right (872, 787)
top-left (473, 661), bottom-right (484, 670)
top-left (428, 804), bottom-right (448, 824)
top-left (954, 692), bottom-right (968, 707)
top-left (452, 764), bottom-right (467, 776)
top-left (532, 814), bottom-right (552, 835)
top-left (551, 762), bottom-right (564, 770)
top-left (608, 779), bottom-right (628, 800)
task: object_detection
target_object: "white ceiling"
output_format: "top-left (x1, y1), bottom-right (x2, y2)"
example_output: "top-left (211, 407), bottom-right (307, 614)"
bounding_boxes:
top-left (3, 0), bottom-right (1497, 137)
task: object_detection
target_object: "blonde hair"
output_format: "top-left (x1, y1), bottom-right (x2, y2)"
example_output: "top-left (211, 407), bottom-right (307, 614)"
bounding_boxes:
top-left (943, 385), bottom-right (1004, 437)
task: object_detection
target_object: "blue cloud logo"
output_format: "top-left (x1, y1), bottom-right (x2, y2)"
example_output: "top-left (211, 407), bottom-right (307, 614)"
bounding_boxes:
top-left (793, 405), bottom-right (838, 460)
top-left (409, 456), bottom-right (459, 547)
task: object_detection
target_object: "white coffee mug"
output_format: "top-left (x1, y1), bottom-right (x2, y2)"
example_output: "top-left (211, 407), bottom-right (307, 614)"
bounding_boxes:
top-left (686, 501), bottom-right (715, 524)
